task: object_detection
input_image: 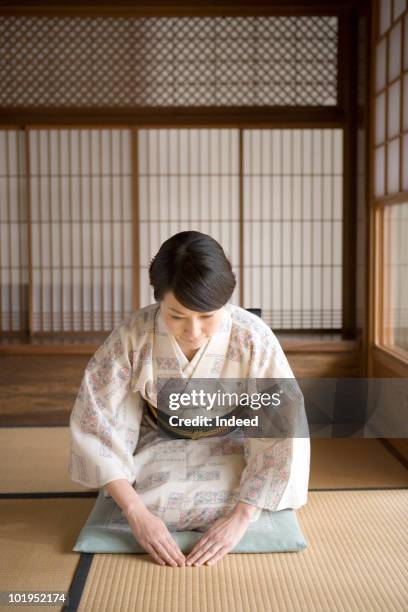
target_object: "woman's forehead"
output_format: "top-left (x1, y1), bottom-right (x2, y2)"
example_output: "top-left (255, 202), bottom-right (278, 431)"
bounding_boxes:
top-left (162, 292), bottom-right (218, 316)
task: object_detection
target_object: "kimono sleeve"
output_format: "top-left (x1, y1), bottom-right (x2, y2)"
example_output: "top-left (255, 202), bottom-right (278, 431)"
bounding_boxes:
top-left (68, 325), bottom-right (144, 489)
top-left (238, 329), bottom-right (310, 512)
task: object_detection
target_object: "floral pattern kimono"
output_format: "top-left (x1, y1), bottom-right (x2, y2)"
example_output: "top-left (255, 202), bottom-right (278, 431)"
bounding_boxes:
top-left (68, 303), bottom-right (310, 531)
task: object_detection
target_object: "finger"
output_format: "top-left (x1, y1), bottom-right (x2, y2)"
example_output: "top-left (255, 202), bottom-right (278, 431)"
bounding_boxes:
top-left (165, 536), bottom-right (185, 564)
top-left (205, 547), bottom-right (229, 566)
top-left (185, 535), bottom-right (211, 563)
top-left (186, 543), bottom-right (210, 565)
top-left (153, 540), bottom-right (181, 567)
top-left (190, 542), bottom-right (222, 566)
top-left (185, 544), bottom-right (201, 562)
top-left (193, 543), bottom-right (224, 566)
top-left (144, 543), bottom-right (166, 566)
top-left (161, 523), bottom-right (186, 560)
top-left (164, 530), bottom-right (185, 558)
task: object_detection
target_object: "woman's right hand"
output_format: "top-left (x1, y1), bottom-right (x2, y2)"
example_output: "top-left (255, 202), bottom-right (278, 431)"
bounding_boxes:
top-left (125, 504), bottom-right (185, 567)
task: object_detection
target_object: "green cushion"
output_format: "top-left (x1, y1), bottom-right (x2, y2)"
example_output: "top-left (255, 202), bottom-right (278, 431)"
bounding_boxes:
top-left (73, 491), bottom-right (308, 554)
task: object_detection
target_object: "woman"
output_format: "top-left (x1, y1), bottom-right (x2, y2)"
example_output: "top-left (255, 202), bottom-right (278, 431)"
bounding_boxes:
top-left (68, 231), bottom-right (310, 567)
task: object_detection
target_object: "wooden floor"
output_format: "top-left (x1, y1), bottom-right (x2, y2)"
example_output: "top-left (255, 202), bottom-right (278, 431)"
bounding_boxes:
top-left (0, 354), bottom-right (89, 425)
top-left (0, 344), bottom-right (361, 426)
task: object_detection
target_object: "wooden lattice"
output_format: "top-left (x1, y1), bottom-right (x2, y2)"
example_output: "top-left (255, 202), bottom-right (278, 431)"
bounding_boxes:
top-left (0, 16), bottom-right (338, 108)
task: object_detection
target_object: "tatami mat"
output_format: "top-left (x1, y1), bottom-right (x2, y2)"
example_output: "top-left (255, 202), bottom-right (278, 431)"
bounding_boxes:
top-left (0, 427), bottom-right (96, 493)
top-left (3, 492), bottom-right (405, 611)
top-left (0, 427), bottom-right (407, 493)
top-left (0, 431), bottom-right (406, 612)
top-left (78, 490), bottom-right (408, 612)
top-left (0, 497), bottom-right (95, 612)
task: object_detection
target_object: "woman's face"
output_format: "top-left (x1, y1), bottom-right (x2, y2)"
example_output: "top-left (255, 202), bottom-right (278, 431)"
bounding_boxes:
top-left (160, 291), bottom-right (224, 352)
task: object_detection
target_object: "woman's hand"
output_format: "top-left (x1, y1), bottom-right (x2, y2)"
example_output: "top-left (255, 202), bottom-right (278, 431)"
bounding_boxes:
top-left (126, 504), bottom-right (185, 567)
top-left (185, 502), bottom-right (257, 567)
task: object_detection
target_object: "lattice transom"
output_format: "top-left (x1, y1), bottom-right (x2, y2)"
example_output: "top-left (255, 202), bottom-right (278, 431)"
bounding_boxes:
top-left (0, 16), bottom-right (338, 108)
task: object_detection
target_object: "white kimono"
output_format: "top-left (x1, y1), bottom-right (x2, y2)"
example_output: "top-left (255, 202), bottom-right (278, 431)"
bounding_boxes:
top-left (68, 303), bottom-right (310, 531)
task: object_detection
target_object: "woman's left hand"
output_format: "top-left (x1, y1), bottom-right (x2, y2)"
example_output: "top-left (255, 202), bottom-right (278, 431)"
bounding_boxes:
top-left (185, 502), bottom-right (257, 567)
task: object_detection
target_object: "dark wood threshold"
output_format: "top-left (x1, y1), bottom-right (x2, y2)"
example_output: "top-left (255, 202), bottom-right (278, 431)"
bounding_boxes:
top-left (276, 331), bottom-right (360, 352)
top-left (0, 412), bottom-right (74, 427)
top-left (281, 338), bottom-right (360, 353)
top-left (379, 439), bottom-right (408, 471)
top-left (0, 333), bottom-right (108, 355)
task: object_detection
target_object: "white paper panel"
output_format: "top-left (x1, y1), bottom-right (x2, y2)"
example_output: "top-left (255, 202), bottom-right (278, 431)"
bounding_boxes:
top-left (388, 22), bottom-right (402, 82)
top-left (405, 14), bottom-right (408, 69)
top-left (379, 0), bottom-right (392, 35)
top-left (383, 202), bottom-right (408, 353)
top-left (387, 138), bottom-right (400, 193)
top-left (403, 134), bottom-right (408, 189)
top-left (29, 129), bottom-right (133, 332)
top-left (387, 80), bottom-right (401, 139)
top-left (404, 74), bottom-right (408, 131)
top-left (375, 146), bottom-right (386, 197)
top-left (0, 130), bottom-right (28, 332)
top-left (393, 0), bottom-right (406, 20)
top-left (242, 129), bottom-right (343, 329)
top-left (376, 92), bottom-right (386, 144)
top-left (139, 128), bottom-right (343, 329)
top-left (138, 129), bottom-right (241, 308)
top-left (376, 39), bottom-right (387, 93)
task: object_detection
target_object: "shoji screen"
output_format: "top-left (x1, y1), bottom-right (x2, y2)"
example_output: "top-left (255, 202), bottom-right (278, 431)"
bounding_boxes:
top-left (374, 1), bottom-right (408, 196)
top-left (138, 129), bottom-right (241, 306)
top-left (243, 129), bottom-right (343, 329)
top-left (1, 127), bottom-right (346, 335)
top-left (0, 129), bottom-right (28, 332)
top-left (139, 128), bottom-right (343, 330)
top-left (373, 0), bottom-right (408, 357)
top-left (383, 203), bottom-right (408, 351)
top-left (28, 129), bottom-right (133, 333)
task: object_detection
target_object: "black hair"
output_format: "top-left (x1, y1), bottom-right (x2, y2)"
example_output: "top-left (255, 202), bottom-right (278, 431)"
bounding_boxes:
top-left (148, 231), bottom-right (236, 311)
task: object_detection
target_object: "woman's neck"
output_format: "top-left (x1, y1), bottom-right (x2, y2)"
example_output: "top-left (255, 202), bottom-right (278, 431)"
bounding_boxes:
top-left (181, 347), bottom-right (200, 361)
